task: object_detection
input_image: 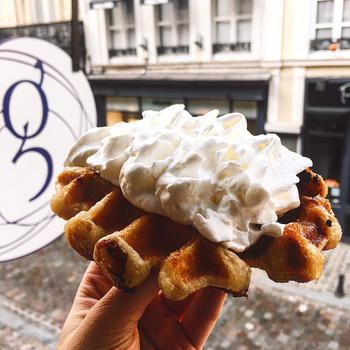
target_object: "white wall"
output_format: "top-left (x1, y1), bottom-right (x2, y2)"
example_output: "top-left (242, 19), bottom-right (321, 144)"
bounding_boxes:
top-left (259, 0), bottom-right (284, 62)
top-left (282, 0), bottom-right (311, 61)
top-left (0, 0), bottom-right (71, 28)
top-left (0, 0), bottom-right (17, 28)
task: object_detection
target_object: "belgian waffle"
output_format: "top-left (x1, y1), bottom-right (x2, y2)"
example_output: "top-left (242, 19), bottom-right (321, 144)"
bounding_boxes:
top-left (51, 167), bottom-right (341, 300)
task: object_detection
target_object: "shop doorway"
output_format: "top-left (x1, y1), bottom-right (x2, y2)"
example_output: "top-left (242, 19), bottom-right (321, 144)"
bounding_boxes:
top-left (303, 79), bottom-right (350, 241)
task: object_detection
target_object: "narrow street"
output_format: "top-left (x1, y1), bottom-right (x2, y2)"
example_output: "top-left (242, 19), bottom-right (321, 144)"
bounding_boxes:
top-left (0, 237), bottom-right (349, 350)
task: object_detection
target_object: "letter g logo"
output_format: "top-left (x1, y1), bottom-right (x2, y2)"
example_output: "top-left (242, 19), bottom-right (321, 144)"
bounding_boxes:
top-left (0, 38), bottom-right (97, 261)
top-left (3, 60), bottom-right (53, 202)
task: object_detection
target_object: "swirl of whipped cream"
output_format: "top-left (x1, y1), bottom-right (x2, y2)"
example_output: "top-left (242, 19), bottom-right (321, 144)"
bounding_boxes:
top-left (65, 104), bottom-right (312, 252)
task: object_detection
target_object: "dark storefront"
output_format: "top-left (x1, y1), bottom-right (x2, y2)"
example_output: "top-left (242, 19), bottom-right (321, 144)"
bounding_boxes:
top-left (89, 77), bottom-right (269, 135)
top-left (303, 78), bottom-right (350, 240)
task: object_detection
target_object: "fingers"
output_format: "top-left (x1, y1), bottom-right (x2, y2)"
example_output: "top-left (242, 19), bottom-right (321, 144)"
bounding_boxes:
top-left (78, 262), bottom-right (114, 299)
top-left (160, 292), bottom-right (195, 320)
top-left (87, 273), bottom-right (158, 324)
top-left (74, 272), bottom-right (159, 349)
top-left (61, 262), bottom-right (111, 333)
top-left (65, 264), bottom-right (226, 349)
top-left (140, 295), bottom-right (196, 350)
top-left (181, 287), bottom-right (227, 349)
top-left (141, 289), bottom-right (226, 349)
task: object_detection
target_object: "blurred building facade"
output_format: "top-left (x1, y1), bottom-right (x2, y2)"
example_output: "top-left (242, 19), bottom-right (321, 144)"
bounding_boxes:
top-left (0, 0), bottom-right (350, 237)
top-left (280, 0), bottom-right (350, 239)
top-left (0, 0), bottom-right (71, 26)
top-left (0, 0), bottom-right (85, 67)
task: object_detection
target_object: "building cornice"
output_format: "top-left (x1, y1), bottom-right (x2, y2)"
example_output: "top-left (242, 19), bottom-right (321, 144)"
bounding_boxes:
top-left (88, 71), bottom-right (271, 82)
top-left (91, 56), bottom-right (350, 76)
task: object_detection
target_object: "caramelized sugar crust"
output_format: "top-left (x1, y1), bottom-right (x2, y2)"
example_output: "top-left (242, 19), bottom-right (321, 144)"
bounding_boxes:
top-left (240, 168), bottom-right (341, 282)
top-left (51, 167), bottom-right (341, 300)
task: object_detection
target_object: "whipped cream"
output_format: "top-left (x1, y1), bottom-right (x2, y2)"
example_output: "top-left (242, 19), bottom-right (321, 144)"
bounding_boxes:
top-left (65, 105), bottom-right (312, 252)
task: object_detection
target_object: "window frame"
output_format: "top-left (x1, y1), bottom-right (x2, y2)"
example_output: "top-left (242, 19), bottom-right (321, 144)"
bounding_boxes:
top-left (212, 0), bottom-right (253, 53)
top-left (311, 0), bottom-right (350, 51)
top-left (155, 0), bottom-right (190, 55)
top-left (107, 1), bottom-right (137, 57)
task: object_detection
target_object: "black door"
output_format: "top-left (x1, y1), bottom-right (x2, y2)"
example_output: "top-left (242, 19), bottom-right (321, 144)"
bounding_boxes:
top-left (303, 79), bottom-right (350, 241)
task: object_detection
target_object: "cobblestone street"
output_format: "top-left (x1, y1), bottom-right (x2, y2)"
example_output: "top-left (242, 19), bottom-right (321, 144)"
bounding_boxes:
top-left (0, 236), bottom-right (349, 350)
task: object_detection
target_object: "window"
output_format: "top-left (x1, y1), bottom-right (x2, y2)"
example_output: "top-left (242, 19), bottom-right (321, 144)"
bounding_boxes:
top-left (213, 0), bottom-right (253, 53)
top-left (156, 0), bottom-right (189, 55)
top-left (186, 99), bottom-right (257, 133)
top-left (341, 0), bottom-right (350, 48)
top-left (142, 97), bottom-right (185, 110)
top-left (233, 101), bottom-right (257, 134)
top-left (106, 97), bottom-right (139, 124)
top-left (311, 0), bottom-right (350, 51)
top-left (187, 99), bottom-right (229, 116)
top-left (107, 1), bottom-right (136, 57)
top-left (278, 134), bottom-right (298, 153)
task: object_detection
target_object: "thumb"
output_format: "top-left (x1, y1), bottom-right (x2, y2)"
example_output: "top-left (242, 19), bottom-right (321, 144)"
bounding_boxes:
top-left (75, 275), bottom-right (159, 348)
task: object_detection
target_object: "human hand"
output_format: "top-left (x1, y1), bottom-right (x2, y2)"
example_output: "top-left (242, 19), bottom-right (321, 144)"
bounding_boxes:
top-left (59, 262), bottom-right (226, 350)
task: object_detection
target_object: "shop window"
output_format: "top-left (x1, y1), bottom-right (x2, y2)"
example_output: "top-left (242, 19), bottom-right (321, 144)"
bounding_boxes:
top-left (105, 97), bottom-right (261, 135)
top-left (107, 1), bottom-right (136, 57)
top-left (106, 96), bottom-right (139, 124)
top-left (142, 97), bottom-right (185, 111)
top-left (311, 0), bottom-right (350, 51)
top-left (278, 134), bottom-right (298, 152)
top-left (233, 100), bottom-right (257, 134)
top-left (156, 0), bottom-right (189, 55)
top-left (212, 0), bottom-right (253, 53)
top-left (307, 80), bottom-right (350, 107)
top-left (187, 99), bottom-right (229, 116)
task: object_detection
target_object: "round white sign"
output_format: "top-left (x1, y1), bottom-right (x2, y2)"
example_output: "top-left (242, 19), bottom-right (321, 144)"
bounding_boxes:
top-left (0, 38), bottom-right (97, 261)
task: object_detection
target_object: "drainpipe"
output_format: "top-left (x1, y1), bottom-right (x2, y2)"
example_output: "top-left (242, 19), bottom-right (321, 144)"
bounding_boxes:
top-left (71, 0), bottom-right (80, 72)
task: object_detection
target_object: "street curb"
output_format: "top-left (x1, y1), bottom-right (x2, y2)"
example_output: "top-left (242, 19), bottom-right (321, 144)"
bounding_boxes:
top-left (251, 271), bottom-right (350, 311)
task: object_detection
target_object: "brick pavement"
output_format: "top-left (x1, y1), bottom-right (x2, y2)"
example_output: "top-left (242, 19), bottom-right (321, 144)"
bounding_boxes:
top-left (205, 287), bottom-right (350, 350)
top-left (0, 296), bottom-right (59, 350)
top-left (0, 237), bottom-right (87, 325)
top-left (0, 324), bottom-right (49, 350)
top-left (0, 236), bottom-right (349, 349)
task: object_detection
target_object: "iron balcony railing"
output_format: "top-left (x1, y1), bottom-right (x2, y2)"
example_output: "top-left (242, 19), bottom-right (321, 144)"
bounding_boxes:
top-left (156, 45), bottom-right (189, 55)
top-left (109, 47), bottom-right (137, 57)
top-left (213, 42), bottom-right (251, 53)
top-left (310, 37), bottom-right (350, 51)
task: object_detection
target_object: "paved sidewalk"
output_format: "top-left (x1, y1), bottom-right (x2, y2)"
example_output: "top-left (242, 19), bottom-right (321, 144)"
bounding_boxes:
top-left (0, 296), bottom-right (59, 350)
top-left (0, 237), bottom-right (87, 326)
top-left (205, 286), bottom-right (350, 350)
top-left (0, 236), bottom-right (349, 349)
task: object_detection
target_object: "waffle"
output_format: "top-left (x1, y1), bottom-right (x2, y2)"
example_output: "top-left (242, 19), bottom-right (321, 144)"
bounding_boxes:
top-left (51, 167), bottom-right (341, 300)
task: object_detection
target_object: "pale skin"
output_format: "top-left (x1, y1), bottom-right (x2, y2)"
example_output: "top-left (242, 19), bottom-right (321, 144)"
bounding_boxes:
top-left (59, 262), bottom-right (227, 350)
